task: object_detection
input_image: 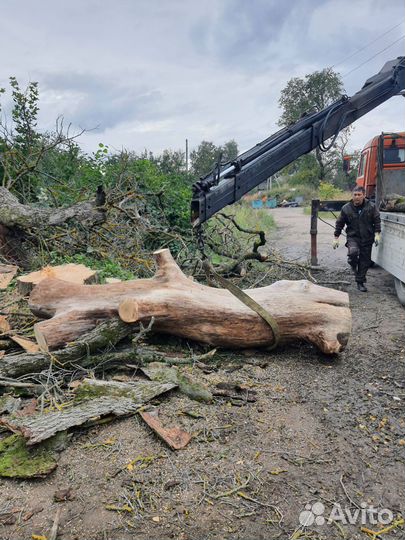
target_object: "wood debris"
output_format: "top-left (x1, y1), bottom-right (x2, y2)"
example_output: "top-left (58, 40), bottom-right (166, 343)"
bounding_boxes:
top-left (10, 335), bottom-right (40, 353)
top-left (0, 434), bottom-right (58, 478)
top-left (0, 378), bottom-right (176, 445)
top-left (0, 264), bottom-right (18, 289)
top-left (141, 362), bottom-right (213, 403)
top-left (139, 410), bottom-right (191, 450)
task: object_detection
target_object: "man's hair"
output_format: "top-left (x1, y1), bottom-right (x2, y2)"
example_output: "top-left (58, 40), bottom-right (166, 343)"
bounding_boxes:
top-left (352, 186), bottom-right (365, 194)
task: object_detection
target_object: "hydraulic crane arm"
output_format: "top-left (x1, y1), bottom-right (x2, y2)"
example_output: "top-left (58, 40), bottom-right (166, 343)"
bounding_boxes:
top-left (191, 56), bottom-right (405, 226)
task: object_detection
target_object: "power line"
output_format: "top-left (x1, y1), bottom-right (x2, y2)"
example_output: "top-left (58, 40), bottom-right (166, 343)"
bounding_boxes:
top-left (332, 21), bottom-right (404, 69)
top-left (342, 34), bottom-right (405, 77)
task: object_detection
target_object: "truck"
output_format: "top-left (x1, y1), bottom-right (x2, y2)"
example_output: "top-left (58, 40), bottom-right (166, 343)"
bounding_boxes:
top-left (355, 132), bottom-right (405, 305)
top-left (191, 56), bottom-right (405, 304)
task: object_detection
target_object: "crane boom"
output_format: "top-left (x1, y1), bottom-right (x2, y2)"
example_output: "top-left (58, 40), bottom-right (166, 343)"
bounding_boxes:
top-left (191, 56), bottom-right (405, 226)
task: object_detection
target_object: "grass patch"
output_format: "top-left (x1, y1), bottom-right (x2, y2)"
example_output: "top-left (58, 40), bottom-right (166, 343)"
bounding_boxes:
top-left (222, 203), bottom-right (275, 233)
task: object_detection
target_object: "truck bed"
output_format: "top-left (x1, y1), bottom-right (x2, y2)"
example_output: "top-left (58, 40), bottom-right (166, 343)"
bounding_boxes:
top-left (372, 211), bottom-right (405, 283)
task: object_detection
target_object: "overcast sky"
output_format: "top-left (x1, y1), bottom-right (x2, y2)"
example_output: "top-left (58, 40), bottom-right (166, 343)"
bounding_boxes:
top-left (0, 0), bottom-right (404, 158)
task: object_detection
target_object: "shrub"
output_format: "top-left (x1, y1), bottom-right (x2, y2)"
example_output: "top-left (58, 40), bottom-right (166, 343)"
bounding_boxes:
top-left (318, 181), bottom-right (345, 200)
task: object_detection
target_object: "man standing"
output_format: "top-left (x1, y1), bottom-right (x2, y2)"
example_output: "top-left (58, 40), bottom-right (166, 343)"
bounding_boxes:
top-left (333, 186), bottom-right (381, 292)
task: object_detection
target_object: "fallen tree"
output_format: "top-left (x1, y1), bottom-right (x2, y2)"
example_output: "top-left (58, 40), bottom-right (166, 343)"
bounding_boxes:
top-left (0, 186), bottom-right (106, 230)
top-left (29, 249), bottom-right (351, 355)
top-left (0, 186), bottom-right (106, 265)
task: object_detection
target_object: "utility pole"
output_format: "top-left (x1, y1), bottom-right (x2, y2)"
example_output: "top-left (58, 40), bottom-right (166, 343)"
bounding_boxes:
top-left (185, 139), bottom-right (189, 172)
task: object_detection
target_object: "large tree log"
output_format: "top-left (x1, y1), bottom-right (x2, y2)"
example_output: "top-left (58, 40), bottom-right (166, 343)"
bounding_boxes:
top-left (0, 186), bottom-right (106, 230)
top-left (29, 249), bottom-right (351, 354)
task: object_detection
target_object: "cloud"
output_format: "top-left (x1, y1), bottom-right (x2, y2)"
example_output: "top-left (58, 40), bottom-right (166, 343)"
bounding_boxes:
top-left (38, 72), bottom-right (164, 131)
top-left (191, 0), bottom-right (290, 64)
top-left (0, 0), bottom-right (403, 156)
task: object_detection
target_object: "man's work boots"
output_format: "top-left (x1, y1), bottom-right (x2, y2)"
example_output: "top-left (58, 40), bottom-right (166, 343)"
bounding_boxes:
top-left (357, 282), bottom-right (368, 292)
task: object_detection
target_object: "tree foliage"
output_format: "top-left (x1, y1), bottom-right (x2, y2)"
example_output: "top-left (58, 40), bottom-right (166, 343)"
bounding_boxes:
top-left (190, 139), bottom-right (238, 178)
top-left (0, 77), bottom-right (85, 201)
top-left (0, 77), bottom-right (210, 274)
top-left (278, 68), bottom-right (344, 126)
top-left (278, 67), bottom-right (351, 185)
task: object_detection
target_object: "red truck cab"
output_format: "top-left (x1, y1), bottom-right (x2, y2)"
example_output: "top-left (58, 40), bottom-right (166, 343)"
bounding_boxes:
top-left (356, 132), bottom-right (405, 198)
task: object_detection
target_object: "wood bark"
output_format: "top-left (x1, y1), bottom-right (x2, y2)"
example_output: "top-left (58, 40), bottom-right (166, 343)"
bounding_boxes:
top-left (0, 186), bottom-right (106, 265)
top-left (0, 319), bottom-right (136, 379)
top-left (0, 379), bottom-right (176, 445)
top-left (139, 411), bottom-right (191, 450)
top-left (29, 249), bottom-right (351, 355)
top-left (0, 186), bottom-right (106, 230)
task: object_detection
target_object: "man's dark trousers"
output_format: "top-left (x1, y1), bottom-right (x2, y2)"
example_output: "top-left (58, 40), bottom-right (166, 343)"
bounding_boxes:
top-left (346, 238), bottom-right (373, 283)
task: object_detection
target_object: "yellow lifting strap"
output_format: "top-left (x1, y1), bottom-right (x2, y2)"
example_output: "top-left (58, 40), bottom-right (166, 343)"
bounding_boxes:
top-left (202, 260), bottom-right (280, 350)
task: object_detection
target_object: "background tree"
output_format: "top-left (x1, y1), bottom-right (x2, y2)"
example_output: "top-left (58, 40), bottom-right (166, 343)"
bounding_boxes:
top-left (190, 139), bottom-right (238, 178)
top-left (278, 67), bottom-right (351, 185)
top-left (0, 77), bottom-right (85, 202)
top-left (1, 78), bottom-right (260, 281)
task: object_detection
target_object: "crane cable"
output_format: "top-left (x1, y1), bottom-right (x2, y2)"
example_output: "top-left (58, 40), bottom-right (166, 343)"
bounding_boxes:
top-left (195, 225), bottom-right (281, 350)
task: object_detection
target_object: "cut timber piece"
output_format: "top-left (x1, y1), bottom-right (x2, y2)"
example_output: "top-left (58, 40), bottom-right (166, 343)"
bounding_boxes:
top-left (139, 410), bottom-right (191, 450)
top-left (17, 263), bottom-right (98, 295)
top-left (10, 336), bottom-right (40, 353)
top-left (0, 264), bottom-right (18, 289)
top-left (29, 249), bottom-right (351, 355)
top-left (0, 379), bottom-right (176, 445)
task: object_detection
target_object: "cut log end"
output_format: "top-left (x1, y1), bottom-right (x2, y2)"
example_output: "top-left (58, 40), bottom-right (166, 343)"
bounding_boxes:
top-left (119, 298), bottom-right (139, 323)
top-left (17, 263), bottom-right (98, 295)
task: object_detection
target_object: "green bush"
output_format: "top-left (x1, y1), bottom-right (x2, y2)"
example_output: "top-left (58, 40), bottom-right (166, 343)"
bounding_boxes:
top-left (46, 252), bottom-right (135, 281)
top-left (318, 181), bottom-right (345, 200)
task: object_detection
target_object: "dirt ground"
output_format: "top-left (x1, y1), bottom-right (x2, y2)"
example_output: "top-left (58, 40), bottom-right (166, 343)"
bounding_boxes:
top-left (1, 208), bottom-right (404, 540)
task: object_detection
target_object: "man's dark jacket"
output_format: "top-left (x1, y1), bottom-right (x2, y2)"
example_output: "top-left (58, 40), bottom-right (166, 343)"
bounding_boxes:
top-left (334, 199), bottom-right (381, 243)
